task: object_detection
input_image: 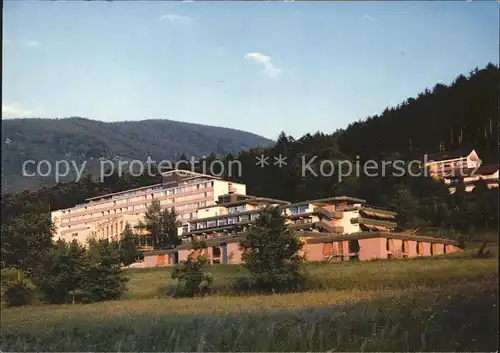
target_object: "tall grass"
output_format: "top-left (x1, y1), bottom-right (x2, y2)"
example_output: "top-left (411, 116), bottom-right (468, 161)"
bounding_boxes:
top-left (1, 254), bottom-right (497, 352)
top-left (125, 252), bottom-right (496, 299)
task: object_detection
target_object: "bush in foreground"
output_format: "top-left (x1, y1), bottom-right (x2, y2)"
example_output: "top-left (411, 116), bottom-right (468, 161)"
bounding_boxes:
top-left (3, 280), bottom-right (35, 307)
top-left (1, 269), bottom-right (36, 307)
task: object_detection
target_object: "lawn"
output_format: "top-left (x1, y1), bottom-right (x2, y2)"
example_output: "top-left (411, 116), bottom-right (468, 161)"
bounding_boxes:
top-left (1, 252), bottom-right (497, 352)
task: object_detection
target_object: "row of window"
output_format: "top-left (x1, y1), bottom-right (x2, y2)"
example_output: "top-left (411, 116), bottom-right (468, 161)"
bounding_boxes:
top-left (194, 213), bottom-right (260, 230)
top-left (431, 159), bottom-right (466, 171)
top-left (176, 192), bottom-right (213, 202)
top-left (63, 192), bottom-right (212, 220)
top-left (228, 205), bottom-right (247, 214)
top-left (288, 205), bottom-right (310, 214)
top-left (185, 228), bottom-right (244, 242)
top-left (61, 196), bottom-right (213, 224)
top-left (60, 181), bottom-right (215, 215)
top-left (292, 218), bottom-right (314, 225)
top-left (60, 208), bottom-right (200, 232)
top-left (176, 203), bottom-right (199, 212)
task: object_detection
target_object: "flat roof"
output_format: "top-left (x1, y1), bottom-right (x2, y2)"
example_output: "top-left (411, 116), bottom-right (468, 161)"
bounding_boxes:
top-left (286, 196), bottom-right (366, 208)
top-left (86, 183), bottom-right (163, 201)
top-left (359, 206), bottom-right (398, 216)
top-left (202, 195), bottom-right (290, 209)
top-left (85, 170), bottom-right (224, 201)
top-left (216, 193), bottom-right (255, 200)
top-left (161, 169), bottom-right (222, 180)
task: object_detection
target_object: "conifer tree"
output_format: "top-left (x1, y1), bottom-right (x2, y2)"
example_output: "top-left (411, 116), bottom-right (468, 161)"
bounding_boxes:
top-left (239, 206), bottom-right (304, 292)
top-left (119, 223), bottom-right (141, 266)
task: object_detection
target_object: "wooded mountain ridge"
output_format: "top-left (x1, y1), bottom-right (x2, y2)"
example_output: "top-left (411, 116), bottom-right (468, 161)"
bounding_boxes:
top-left (1, 118), bottom-right (274, 193)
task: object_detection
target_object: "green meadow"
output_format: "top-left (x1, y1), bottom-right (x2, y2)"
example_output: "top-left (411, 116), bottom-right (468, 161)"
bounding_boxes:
top-left (1, 251), bottom-right (497, 352)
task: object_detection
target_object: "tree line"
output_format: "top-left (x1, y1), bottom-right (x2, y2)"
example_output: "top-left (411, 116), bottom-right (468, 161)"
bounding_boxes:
top-left (2, 235), bottom-right (133, 307)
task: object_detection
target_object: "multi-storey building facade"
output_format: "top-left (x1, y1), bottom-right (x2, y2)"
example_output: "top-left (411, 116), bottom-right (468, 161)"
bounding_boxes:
top-left (143, 193), bottom-right (459, 267)
top-left (423, 148), bottom-right (482, 179)
top-left (51, 170), bottom-right (246, 244)
top-left (444, 164), bottom-right (499, 194)
top-left (422, 148), bottom-right (498, 194)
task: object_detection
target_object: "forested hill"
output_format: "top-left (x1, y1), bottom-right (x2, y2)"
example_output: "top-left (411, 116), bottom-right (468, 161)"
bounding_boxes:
top-left (1, 118), bottom-right (274, 193)
top-left (336, 63), bottom-right (498, 162)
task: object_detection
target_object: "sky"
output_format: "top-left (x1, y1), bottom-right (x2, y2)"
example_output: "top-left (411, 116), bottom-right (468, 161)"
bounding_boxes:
top-left (2, 1), bottom-right (499, 140)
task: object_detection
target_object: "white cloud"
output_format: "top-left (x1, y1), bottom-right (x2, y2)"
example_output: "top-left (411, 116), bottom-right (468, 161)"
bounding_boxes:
top-left (22, 40), bottom-right (41, 47)
top-left (244, 52), bottom-right (282, 77)
top-left (158, 14), bottom-right (191, 23)
top-left (4, 39), bottom-right (41, 48)
top-left (363, 13), bottom-right (376, 21)
top-left (2, 104), bottom-right (34, 118)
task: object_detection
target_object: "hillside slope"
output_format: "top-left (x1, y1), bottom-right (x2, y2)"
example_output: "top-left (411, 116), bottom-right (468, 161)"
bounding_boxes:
top-left (1, 117), bottom-right (273, 193)
top-left (336, 63), bottom-right (498, 161)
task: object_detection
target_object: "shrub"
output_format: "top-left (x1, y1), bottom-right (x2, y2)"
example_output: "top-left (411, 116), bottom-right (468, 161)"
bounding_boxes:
top-left (473, 242), bottom-right (492, 258)
top-left (457, 235), bottom-right (467, 249)
top-left (231, 276), bottom-right (252, 292)
top-left (3, 279), bottom-right (35, 307)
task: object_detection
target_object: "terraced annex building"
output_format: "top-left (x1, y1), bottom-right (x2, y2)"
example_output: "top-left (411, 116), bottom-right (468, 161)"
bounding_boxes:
top-left (142, 182), bottom-right (461, 267)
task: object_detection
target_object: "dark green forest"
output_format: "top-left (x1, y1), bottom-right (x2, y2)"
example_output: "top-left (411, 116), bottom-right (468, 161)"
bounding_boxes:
top-left (1, 63), bottom-right (498, 272)
top-left (1, 118), bottom-right (273, 193)
top-left (337, 63), bottom-right (498, 161)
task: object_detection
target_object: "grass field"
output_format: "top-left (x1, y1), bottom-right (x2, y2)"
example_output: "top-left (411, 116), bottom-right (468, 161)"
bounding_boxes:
top-left (1, 252), bottom-right (497, 352)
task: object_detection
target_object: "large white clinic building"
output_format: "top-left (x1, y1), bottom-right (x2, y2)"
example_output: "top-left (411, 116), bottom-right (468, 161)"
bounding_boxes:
top-left (51, 170), bottom-right (246, 245)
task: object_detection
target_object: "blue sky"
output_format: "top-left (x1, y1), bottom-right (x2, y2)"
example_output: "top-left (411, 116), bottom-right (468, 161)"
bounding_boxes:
top-left (2, 1), bottom-right (498, 140)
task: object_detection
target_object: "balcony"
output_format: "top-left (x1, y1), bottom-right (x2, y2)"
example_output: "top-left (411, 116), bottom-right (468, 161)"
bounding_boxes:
top-left (291, 221), bottom-right (343, 234)
top-left (313, 207), bottom-right (343, 220)
top-left (356, 217), bottom-right (397, 230)
top-left (359, 207), bottom-right (397, 220)
top-left (315, 221), bottom-right (344, 234)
